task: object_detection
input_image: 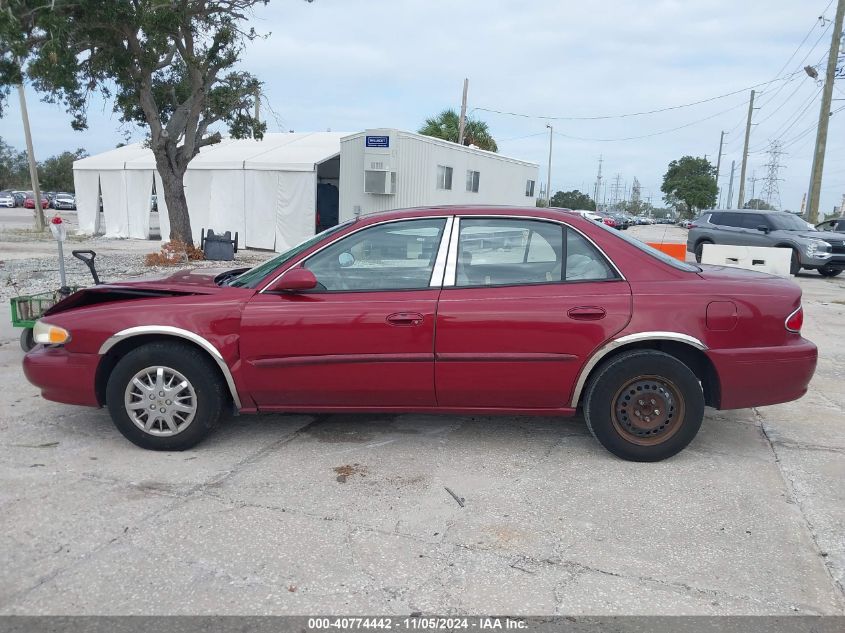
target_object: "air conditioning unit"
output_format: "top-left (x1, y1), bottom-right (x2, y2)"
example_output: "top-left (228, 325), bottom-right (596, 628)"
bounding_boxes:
top-left (365, 169), bottom-right (396, 195)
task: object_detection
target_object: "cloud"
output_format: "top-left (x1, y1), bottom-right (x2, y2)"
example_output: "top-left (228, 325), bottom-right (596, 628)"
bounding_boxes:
top-left (1, 0), bottom-right (842, 212)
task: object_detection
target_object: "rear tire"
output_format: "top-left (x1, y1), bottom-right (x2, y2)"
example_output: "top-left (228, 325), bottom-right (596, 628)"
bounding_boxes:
top-left (694, 240), bottom-right (712, 263)
top-left (105, 341), bottom-right (226, 450)
top-left (818, 266), bottom-right (841, 277)
top-left (789, 249), bottom-right (801, 276)
top-left (583, 350), bottom-right (705, 462)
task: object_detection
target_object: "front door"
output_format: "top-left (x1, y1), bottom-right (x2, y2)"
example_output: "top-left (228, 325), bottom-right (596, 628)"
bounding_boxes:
top-left (435, 217), bottom-right (632, 409)
top-left (240, 217), bottom-right (448, 409)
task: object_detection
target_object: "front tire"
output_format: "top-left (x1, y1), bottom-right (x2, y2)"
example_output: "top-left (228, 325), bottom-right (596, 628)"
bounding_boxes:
top-left (583, 350), bottom-right (705, 462)
top-left (818, 266), bottom-right (842, 277)
top-left (19, 328), bottom-right (35, 352)
top-left (105, 342), bottom-right (226, 450)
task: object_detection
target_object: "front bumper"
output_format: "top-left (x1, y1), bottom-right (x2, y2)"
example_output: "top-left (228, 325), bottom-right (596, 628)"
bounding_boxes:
top-left (707, 338), bottom-right (817, 410)
top-left (23, 346), bottom-right (100, 407)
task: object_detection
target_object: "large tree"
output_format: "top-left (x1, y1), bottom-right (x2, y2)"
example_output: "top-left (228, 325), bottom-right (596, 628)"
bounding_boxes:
top-left (0, 137), bottom-right (29, 189)
top-left (419, 109), bottom-right (498, 152)
top-left (550, 189), bottom-right (595, 210)
top-left (0, 0), bottom-right (293, 243)
top-left (660, 156), bottom-right (717, 219)
top-left (39, 148), bottom-right (87, 192)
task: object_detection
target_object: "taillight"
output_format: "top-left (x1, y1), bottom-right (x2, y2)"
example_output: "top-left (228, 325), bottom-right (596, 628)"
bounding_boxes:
top-left (785, 306), bottom-right (803, 333)
top-left (688, 223), bottom-right (698, 229)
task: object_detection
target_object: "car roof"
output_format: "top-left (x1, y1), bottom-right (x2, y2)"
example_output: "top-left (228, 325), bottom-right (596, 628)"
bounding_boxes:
top-left (352, 205), bottom-right (596, 230)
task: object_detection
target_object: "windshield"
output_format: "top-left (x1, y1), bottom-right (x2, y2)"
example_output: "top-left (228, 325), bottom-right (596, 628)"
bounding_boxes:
top-left (228, 220), bottom-right (355, 288)
top-left (594, 221), bottom-right (700, 272)
top-left (769, 214), bottom-right (815, 231)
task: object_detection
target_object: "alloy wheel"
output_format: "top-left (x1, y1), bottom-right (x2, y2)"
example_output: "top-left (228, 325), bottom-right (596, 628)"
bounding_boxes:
top-left (123, 365), bottom-right (197, 436)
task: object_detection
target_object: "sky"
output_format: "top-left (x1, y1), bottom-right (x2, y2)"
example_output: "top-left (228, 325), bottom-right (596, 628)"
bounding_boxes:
top-left (1, 0), bottom-right (844, 215)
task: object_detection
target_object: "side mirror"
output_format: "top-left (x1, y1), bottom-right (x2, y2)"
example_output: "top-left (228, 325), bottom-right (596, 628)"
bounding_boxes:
top-left (757, 225), bottom-right (769, 233)
top-left (267, 268), bottom-right (318, 292)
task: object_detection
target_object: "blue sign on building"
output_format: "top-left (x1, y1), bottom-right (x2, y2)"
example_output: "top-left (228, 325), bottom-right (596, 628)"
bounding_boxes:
top-left (365, 135), bottom-right (390, 148)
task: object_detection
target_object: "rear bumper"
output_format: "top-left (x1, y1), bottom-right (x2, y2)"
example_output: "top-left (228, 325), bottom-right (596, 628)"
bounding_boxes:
top-left (707, 338), bottom-right (817, 410)
top-left (22, 346), bottom-right (100, 407)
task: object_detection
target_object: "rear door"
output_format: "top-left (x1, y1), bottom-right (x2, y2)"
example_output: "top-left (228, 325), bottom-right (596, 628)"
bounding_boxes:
top-left (434, 217), bottom-right (632, 409)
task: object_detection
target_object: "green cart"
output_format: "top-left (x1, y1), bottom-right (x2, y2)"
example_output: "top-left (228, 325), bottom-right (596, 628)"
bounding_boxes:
top-left (10, 287), bottom-right (80, 352)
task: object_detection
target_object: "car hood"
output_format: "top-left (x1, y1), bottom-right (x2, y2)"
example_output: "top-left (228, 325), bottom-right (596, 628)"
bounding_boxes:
top-left (42, 267), bottom-right (247, 317)
top-left (773, 229), bottom-right (843, 241)
top-left (108, 267), bottom-right (241, 290)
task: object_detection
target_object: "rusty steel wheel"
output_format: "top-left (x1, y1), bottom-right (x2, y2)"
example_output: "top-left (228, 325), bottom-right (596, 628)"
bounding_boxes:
top-left (583, 350), bottom-right (704, 462)
top-left (611, 375), bottom-right (685, 446)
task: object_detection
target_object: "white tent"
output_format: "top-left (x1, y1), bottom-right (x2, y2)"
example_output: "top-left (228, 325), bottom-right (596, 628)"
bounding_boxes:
top-left (73, 132), bottom-right (345, 251)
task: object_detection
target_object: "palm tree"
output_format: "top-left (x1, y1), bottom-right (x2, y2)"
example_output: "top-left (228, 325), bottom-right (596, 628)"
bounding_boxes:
top-left (418, 108), bottom-right (498, 152)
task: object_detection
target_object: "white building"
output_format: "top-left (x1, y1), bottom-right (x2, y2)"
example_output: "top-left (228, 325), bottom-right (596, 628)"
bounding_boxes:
top-left (73, 129), bottom-right (538, 252)
top-left (339, 129), bottom-right (539, 221)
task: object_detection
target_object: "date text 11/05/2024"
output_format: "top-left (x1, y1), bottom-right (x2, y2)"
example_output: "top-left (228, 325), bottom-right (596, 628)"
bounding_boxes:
top-left (308, 617), bottom-right (528, 630)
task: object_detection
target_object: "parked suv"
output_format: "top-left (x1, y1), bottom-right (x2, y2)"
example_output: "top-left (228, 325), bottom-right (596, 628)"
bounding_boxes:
top-left (687, 209), bottom-right (845, 277)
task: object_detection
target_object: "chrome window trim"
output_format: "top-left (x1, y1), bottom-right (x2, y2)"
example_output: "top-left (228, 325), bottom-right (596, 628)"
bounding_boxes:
top-left (429, 217), bottom-right (455, 287)
top-left (98, 325), bottom-right (242, 410)
top-left (443, 217), bottom-right (462, 287)
top-left (441, 214), bottom-right (625, 287)
top-left (569, 331), bottom-right (708, 408)
top-left (259, 216), bottom-right (452, 294)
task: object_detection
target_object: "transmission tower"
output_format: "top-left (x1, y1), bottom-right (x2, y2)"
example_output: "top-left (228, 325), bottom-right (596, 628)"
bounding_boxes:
top-left (631, 177), bottom-right (642, 205)
top-left (761, 141), bottom-right (785, 210)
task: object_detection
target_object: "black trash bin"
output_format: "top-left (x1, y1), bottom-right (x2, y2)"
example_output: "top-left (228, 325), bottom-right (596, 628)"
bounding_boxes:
top-left (201, 229), bottom-right (239, 261)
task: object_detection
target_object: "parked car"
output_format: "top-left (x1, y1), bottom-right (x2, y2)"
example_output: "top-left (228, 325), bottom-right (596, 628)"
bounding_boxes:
top-left (24, 206), bottom-right (817, 462)
top-left (52, 192), bottom-right (77, 210)
top-left (23, 192), bottom-right (48, 209)
top-left (574, 209), bottom-right (602, 222)
top-left (610, 214), bottom-right (629, 230)
top-left (687, 209), bottom-right (845, 277)
top-left (815, 217), bottom-right (845, 233)
top-left (0, 191), bottom-right (15, 208)
top-left (11, 191), bottom-right (26, 207)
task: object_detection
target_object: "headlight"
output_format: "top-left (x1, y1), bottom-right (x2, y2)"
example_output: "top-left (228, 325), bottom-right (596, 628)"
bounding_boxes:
top-left (33, 320), bottom-right (71, 345)
top-left (806, 239), bottom-right (832, 259)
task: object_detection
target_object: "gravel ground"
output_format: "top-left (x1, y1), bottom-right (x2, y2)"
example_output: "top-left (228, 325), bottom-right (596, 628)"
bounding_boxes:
top-left (0, 209), bottom-right (272, 304)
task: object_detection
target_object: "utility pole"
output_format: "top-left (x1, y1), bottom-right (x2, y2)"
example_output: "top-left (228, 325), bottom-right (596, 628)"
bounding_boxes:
top-left (593, 155), bottom-right (603, 209)
top-left (17, 84), bottom-right (45, 231)
top-left (806, 0), bottom-right (845, 223)
top-left (458, 78), bottom-right (469, 146)
top-left (545, 124), bottom-right (553, 205)
top-left (715, 131), bottom-right (726, 206)
top-left (737, 90), bottom-right (756, 209)
top-left (726, 160), bottom-right (736, 209)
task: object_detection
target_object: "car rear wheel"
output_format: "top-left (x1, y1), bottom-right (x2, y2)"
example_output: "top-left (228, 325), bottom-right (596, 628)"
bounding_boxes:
top-left (583, 350), bottom-right (705, 462)
top-left (105, 341), bottom-right (225, 450)
top-left (818, 265), bottom-right (842, 277)
top-left (694, 240), bottom-right (712, 263)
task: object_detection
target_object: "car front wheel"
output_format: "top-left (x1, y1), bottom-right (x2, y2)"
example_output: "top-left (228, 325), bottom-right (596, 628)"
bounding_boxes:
top-left (583, 350), bottom-right (705, 462)
top-left (818, 265), bottom-right (842, 277)
top-left (105, 341), bottom-right (226, 450)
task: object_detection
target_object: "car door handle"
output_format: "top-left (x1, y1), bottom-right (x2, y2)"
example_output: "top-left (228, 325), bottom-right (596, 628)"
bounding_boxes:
top-left (386, 312), bottom-right (424, 327)
top-left (567, 306), bottom-right (606, 321)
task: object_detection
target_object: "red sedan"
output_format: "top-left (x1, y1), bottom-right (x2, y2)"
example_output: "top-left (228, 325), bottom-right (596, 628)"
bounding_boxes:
top-left (23, 206), bottom-right (816, 461)
top-left (23, 194), bottom-right (49, 209)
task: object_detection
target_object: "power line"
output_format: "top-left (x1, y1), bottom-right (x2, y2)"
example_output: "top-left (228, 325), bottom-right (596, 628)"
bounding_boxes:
top-left (549, 99), bottom-right (748, 142)
top-left (472, 70), bottom-right (806, 122)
